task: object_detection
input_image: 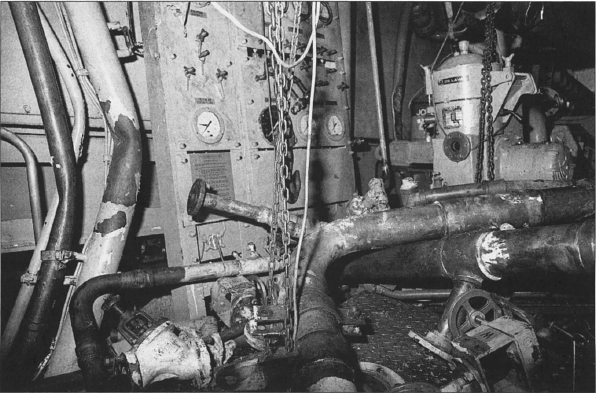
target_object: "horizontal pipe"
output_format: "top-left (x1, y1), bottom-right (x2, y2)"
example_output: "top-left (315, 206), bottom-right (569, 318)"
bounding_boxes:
top-left (408, 179), bottom-right (574, 207)
top-left (368, 287), bottom-right (587, 301)
top-left (0, 128), bottom-right (43, 241)
top-left (293, 186), bottom-right (593, 389)
top-left (339, 218), bottom-right (595, 283)
top-left (188, 178), bottom-right (315, 237)
top-left (71, 257), bottom-right (279, 390)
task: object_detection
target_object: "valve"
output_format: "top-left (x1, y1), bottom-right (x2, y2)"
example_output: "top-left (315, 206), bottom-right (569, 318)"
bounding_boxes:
top-left (337, 81), bottom-right (349, 91)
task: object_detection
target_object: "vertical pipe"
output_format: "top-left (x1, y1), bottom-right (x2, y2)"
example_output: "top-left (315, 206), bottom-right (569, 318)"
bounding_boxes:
top-left (0, 4), bottom-right (88, 364)
top-left (46, 2), bottom-right (143, 377)
top-left (366, 2), bottom-right (389, 176)
top-left (391, 3), bottom-right (413, 140)
top-left (0, 128), bottom-right (43, 241)
top-left (8, 2), bottom-right (77, 379)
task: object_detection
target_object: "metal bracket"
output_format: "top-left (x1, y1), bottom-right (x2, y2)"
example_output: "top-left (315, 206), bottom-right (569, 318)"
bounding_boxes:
top-left (21, 272), bottom-right (37, 285)
top-left (41, 250), bottom-right (84, 264)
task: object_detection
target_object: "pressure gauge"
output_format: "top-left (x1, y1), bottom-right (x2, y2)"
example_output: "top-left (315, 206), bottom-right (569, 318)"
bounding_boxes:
top-left (317, 2), bottom-right (333, 27)
top-left (297, 114), bottom-right (316, 140)
top-left (192, 108), bottom-right (224, 144)
top-left (325, 114), bottom-right (344, 140)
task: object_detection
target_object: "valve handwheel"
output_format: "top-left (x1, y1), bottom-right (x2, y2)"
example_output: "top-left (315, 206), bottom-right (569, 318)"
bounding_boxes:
top-left (448, 289), bottom-right (505, 337)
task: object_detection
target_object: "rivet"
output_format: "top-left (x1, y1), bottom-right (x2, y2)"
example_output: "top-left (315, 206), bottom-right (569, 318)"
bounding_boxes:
top-left (171, 54), bottom-right (177, 60)
top-left (188, 231), bottom-right (197, 238)
top-left (252, 142), bottom-right (259, 147)
top-left (179, 142), bottom-right (187, 149)
top-left (234, 142), bottom-right (242, 147)
top-left (180, 157), bottom-right (189, 164)
top-left (253, 154), bottom-right (260, 160)
top-left (23, 105), bottom-right (31, 114)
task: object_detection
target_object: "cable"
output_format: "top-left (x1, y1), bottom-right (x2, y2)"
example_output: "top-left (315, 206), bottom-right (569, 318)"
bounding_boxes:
top-left (292, 2), bottom-right (320, 346)
top-left (211, 2), bottom-right (315, 69)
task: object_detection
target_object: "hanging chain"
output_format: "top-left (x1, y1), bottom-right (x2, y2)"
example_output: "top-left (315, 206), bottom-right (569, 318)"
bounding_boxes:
top-left (266, 1), bottom-right (302, 350)
top-left (476, 3), bottom-right (497, 183)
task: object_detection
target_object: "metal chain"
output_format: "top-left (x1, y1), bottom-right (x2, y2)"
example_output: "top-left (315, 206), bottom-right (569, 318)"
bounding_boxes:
top-left (476, 3), bottom-right (497, 183)
top-left (266, 1), bottom-right (302, 350)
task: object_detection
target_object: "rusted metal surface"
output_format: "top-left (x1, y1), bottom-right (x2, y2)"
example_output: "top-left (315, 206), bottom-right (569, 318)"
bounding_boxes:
top-left (408, 179), bottom-right (573, 207)
top-left (339, 218), bottom-right (595, 284)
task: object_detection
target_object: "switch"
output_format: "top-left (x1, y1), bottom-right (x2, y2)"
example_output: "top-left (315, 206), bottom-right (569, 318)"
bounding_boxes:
top-left (315, 80), bottom-right (329, 87)
top-left (327, 49), bottom-right (337, 56)
top-left (184, 66), bottom-right (196, 91)
top-left (216, 69), bottom-right (228, 81)
top-left (196, 29), bottom-right (209, 43)
top-left (255, 73), bottom-right (267, 82)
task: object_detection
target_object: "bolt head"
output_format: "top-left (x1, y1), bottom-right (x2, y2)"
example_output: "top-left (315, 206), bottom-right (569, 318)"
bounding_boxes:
top-left (179, 142), bottom-right (187, 149)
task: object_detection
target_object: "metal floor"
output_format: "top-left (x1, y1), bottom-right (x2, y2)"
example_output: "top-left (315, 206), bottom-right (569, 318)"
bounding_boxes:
top-left (345, 291), bottom-right (458, 386)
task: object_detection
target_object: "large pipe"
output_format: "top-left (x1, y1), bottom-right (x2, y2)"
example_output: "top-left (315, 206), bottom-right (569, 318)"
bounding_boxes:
top-left (0, 128), bottom-right (43, 241)
top-left (70, 257), bottom-right (279, 390)
top-left (339, 218), bottom-right (595, 283)
top-left (0, 5), bottom-right (88, 364)
top-left (46, 2), bottom-right (143, 377)
top-left (408, 179), bottom-right (573, 207)
top-left (292, 186), bottom-right (593, 390)
top-left (9, 2), bottom-right (77, 377)
top-left (391, 3), bottom-right (412, 140)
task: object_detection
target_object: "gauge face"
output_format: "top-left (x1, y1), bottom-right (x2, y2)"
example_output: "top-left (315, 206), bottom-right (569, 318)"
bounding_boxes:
top-left (259, 106), bottom-right (295, 146)
top-left (193, 109), bottom-right (224, 144)
top-left (317, 2), bottom-right (333, 27)
top-left (298, 114), bottom-right (316, 140)
top-left (326, 114), bottom-right (344, 140)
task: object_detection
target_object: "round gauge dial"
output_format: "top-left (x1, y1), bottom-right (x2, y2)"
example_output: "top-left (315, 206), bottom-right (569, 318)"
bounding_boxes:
top-left (326, 114), bottom-right (344, 140)
top-left (259, 106), bottom-right (296, 146)
top-left (192, 108), bottom-right (224, 144)
top-left (317, 2), bottom-right (333, 27)
top-left (297, 114), bottom-right (317, 140)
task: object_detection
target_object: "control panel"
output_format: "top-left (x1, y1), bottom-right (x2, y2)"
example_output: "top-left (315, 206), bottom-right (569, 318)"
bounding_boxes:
top-left (140, 2), bottom-right (354, 320)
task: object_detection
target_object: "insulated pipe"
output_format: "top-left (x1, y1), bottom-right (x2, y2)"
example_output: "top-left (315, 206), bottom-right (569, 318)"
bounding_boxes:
top-left (0, 5), bottom-right (88, 364)
top-left (292, 186), bottom-right (593, 390)
top-left (69, 257), bottom-right (279, 390)
top-left (0, 128), bottom-right (43, 241)
top-left (9, 2), bottom-right (77, 377)
top-left (339, 218), bottom-right (595, 284)
top-left (366, 2), bottom-right (389, 177)
top-left (47, 2), bottom-right (143, 377)
top-left (391, 2), bottom-right (412, 140)
top-left (408, 179), bottom-right (573, 207)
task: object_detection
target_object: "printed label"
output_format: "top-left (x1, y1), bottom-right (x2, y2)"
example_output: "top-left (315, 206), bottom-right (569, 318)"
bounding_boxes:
top-left (190, 9), bottom-right (207, 18)
top-left (189, 152), bottom-right (235, 200)
top-left (196, 97), bottom-right (215, 105)
top-left (438, 75), bottom-right (467, 86)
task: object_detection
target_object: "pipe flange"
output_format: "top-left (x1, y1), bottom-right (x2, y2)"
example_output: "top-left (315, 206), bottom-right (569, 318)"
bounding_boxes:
top-left (187, 178), bottom-right (207, 216)
top-left (443, 132), bottom-right (471, 162)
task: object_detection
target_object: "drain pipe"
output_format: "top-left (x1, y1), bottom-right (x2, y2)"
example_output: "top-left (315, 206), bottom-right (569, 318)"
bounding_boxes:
top-left (9, 2), bottom-right (77, 376)
top-left (292, 186), bottom-right (593, 390)
top-left (45, 2), bottom-right (143, 377)
top-left (339, 218), bottom-right (595, 284)
top-left (391, 2), bottom-right (412, 140)
top-left (0, 128), bottom-right (43, 241)
top-left (70, 257), bottom-right (279, 390)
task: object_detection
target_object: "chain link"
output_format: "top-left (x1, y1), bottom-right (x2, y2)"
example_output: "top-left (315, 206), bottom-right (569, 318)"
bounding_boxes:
top-left (476, 3), bottom-right (497, 183)
top-left (265, 1), bottom-right (302, 351)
